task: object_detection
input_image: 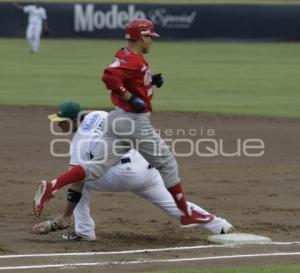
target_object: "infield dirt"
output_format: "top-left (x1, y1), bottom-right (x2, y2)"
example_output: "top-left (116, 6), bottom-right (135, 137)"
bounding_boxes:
top-left (0, 106), bottom-right (299, 272)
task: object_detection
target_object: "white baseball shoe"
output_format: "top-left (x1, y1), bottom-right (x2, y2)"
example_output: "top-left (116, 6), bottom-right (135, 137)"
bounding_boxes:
top-left (62, 231), bottom-right (96, 241)
top-left (220, 219), bottom-right (235, 234)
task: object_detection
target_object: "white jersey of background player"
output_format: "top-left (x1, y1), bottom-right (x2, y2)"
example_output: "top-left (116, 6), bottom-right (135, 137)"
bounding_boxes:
top-left (15, 4), bottom-right (48, 53)
top-left (33, 109), bottom-right (233, 240)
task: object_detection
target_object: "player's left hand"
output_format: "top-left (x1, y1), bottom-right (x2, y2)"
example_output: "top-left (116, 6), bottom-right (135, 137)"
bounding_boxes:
top-left (152, 73), bottom-right (164, 88)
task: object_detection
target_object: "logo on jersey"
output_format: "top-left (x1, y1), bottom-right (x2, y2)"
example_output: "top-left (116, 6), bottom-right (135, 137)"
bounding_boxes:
top-left (97, 119), bottom-right (105, 131)
top-left (82, 114), bottom-right (99, 131)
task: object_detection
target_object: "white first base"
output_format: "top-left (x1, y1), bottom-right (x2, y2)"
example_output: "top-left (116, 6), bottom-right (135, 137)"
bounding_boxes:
top-left (208, 233), bottom-right (272, 245)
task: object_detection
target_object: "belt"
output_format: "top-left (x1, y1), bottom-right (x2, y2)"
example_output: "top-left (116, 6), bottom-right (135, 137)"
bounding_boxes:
top-left (120, 158), bottom-right (131, 164)
top-left (120, 157), bottom-right (154, 169)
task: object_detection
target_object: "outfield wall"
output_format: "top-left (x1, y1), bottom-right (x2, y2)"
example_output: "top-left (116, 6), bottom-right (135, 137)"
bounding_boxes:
top-left (1, 3), bottom-right (300, 40)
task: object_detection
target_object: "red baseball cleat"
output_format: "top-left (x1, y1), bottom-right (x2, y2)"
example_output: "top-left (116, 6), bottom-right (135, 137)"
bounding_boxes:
top-left (180, 210), bottom-right (214, 228)
top-left (33, 180), bottom-right (56, 216)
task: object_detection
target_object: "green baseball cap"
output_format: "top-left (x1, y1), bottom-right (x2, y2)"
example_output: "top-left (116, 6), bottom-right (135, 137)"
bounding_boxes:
top-left (48, 101), bottom-right (81, 122)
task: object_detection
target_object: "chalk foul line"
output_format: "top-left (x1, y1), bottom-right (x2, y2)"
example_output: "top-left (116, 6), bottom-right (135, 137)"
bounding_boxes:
top-left (0, 252), bottom-right (300, 270)
top-left (0, 241), bottom-right (300, 259)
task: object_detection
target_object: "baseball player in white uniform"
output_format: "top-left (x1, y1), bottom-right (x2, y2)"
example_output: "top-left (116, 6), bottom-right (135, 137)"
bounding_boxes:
top-left (14, 3), bottom-right (48, 53)
top-left (33, 101), bottom-right (234, 241)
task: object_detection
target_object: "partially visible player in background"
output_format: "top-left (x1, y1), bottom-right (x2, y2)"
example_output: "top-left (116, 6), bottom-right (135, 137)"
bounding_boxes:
top-left (14, 2), bottom-right (49, 53)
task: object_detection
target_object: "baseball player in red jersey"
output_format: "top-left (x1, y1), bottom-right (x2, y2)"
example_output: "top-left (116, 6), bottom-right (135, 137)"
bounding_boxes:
top-left (33, 19), bottom-right (216, 228)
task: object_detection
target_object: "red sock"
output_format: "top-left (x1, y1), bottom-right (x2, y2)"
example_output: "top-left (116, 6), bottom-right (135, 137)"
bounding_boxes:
top-left (168, 183), bottom-right (190, 217)
top-left (52, 165), bottom-right (86, 191)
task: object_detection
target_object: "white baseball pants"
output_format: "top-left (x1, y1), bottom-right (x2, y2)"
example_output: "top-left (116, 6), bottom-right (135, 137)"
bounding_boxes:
top-left (26, 23), bottom-right (42, 53)
top-left (74, 153), bottom-right (228, 239)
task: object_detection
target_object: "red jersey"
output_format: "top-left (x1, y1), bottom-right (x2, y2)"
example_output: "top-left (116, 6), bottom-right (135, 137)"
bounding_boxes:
top-left (102, 47), bottom-right (153, 112)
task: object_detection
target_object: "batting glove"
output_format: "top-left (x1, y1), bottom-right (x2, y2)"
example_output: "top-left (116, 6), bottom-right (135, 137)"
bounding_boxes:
top-left (152, 73), bottom-right (164, 88)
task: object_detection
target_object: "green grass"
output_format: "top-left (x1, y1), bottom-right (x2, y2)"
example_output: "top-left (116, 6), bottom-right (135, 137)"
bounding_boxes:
top-left (149, 264), bottom-right (300, 273)
top-left (1, 38), bottom-right (300, 117)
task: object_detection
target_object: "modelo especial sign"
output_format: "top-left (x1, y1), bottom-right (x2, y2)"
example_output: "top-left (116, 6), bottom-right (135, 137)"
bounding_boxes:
top-left (74, 4), bottom-right (197, 32)
top-left (1, 3), bottom-right (300, 40)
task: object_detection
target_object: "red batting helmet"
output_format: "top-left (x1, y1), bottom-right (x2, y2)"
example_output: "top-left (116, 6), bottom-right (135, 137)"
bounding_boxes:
top-left (125, 19), bottom-right (160, 41)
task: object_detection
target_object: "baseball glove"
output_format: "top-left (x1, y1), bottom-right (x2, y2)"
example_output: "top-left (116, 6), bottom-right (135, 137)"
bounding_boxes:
top-left (32, 216), bottom-right (70, 234)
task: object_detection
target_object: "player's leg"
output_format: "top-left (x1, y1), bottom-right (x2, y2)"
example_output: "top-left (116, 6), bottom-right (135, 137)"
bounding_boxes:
top-left (70, 185), bottom-right (96, 241)
top-left (26, 24), bottom-right (35, 52)
top-left (134, 169), bottom-right (211, 222)
top-left (61, 181), bottom-right (84, 223)
top-left (130, 112), bottom-right (207, 226)
top-left (135, 170), bottom-right (233, 234)
top-left (31, 24), bottom-right (42, 53)
top-left (63, 158), bottom-right (142, 240)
